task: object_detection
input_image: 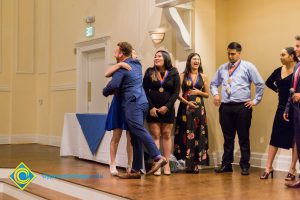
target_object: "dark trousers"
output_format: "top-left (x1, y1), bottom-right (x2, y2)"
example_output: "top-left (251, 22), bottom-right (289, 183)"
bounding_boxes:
top-left (219, 103), bottom-right (252, 169)
top-left (292, 105), bottom-right (300, 162)
top-left (124, 101), bottom-right (160, 171)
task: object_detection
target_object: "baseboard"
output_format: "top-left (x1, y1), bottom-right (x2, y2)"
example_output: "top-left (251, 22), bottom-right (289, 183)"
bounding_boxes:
top-left (0, 85), bottom-right (10, 92)
top-left (250, 152), bottom-right (299, 171)
top-left (0, 135), bottom-right (10, 144)
top-left (48, 136), bottom-right (61, 147)
top-left (36, 135), bottom-right (49, 145)
top-left (207, 152), bottom-right (219, 167)
top-left (36, 135), bottom-right (61, 147)
top-left (213, 150), bottom-right (299, 172)
top-left (10, 134), bottom-right (37, 144)
top-left (0, 134), bottom-right (61, 147)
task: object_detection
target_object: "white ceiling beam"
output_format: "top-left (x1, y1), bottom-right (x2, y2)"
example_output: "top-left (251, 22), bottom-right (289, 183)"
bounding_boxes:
top-left (155, 0), bottom-right (194, 8)
top-left (164, 7), bottom-right (192, 50)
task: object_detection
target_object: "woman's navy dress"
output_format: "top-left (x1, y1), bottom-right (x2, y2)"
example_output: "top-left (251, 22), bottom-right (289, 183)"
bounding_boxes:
top-left (266, 67), bottom-right (294, 149)
top-left (105, 95), bottom-right (128, 131)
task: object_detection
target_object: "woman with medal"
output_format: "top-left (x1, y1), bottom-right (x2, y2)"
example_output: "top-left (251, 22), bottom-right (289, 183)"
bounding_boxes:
top-left (143, 50), bottom-right (180, 175)
top-left (260, 47), bottom-right (299, 180)
top-left (104, 49), bottom-right (138, 175)
top-left (173, 53), bottom-right (210, 173)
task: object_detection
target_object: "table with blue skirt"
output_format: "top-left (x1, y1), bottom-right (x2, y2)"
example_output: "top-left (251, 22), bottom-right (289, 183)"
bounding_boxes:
top-left (60, 113), bottom-right (129, 167)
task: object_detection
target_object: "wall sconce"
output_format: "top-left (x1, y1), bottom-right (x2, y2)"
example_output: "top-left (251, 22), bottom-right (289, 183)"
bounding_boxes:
top-left (149, 30), bottom-right (166, 44)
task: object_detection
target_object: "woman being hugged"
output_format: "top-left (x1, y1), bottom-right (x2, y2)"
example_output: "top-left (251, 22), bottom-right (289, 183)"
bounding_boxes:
top-left (174, 53), bottom-right (210, 173)
top-left (104, 50), bottom-right (137, 175)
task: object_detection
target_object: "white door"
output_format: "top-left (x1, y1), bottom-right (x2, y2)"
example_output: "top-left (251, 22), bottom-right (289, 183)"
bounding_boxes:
top-left (87, 49), bottom-right (108, 113)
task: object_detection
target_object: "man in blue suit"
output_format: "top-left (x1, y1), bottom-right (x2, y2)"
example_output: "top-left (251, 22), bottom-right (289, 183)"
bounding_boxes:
top-left (284, 36), bottom-right (300, 188)
top-left (103, 42), bottom-right (167, 178)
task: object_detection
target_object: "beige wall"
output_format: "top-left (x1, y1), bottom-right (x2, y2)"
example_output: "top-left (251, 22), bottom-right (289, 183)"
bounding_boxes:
top-left (194, 0), bottom-right (221, 156)
top-left (0, 0), bottom-right (169, 143)
top-left (0, 0), bottom-right (299, 165)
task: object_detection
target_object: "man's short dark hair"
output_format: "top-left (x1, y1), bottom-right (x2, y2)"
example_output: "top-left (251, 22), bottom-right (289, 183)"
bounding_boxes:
top-left (117, 42), bottom-right (133, 57)
top-left (227, 42), bottom-right (242, 52)
top-left (295, 35), bottom-right (300, 41)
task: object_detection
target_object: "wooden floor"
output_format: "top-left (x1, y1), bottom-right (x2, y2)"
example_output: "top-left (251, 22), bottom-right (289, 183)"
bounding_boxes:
top-left (0, 193), bottom-right (18, 200)
top-left (0, 144), bottom-right (299, 200)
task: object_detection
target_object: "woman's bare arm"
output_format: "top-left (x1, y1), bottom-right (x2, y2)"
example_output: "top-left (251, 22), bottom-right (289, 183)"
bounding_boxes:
top-left (104, 62), bottom-right (132, 77)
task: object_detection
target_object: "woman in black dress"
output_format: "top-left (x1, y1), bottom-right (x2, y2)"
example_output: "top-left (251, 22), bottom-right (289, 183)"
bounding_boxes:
top-left (261, 47), bottom-right (299, 180)
top-left (143, 50), bottom-right (180, 175)
top-left (173, 53), bottom-right (210, 173)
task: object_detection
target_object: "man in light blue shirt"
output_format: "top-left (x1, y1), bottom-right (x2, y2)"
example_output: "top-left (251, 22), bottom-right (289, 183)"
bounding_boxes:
top-left (210, 42), bottom-right (264, 175)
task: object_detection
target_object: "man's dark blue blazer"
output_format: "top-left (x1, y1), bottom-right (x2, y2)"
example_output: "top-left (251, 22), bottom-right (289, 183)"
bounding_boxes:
top-left (103, 58), bottom-right (160, 171)
top-left (103, 58), bottom-right (147, 107)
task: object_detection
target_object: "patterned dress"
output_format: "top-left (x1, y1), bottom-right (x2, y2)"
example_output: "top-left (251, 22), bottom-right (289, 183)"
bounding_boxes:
top-left (174, 73), bottom-right (209, 171)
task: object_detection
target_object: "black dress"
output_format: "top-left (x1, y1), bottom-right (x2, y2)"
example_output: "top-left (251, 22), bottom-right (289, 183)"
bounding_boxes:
top-left (143, 67), bottom-right (180, 123)
top-left (173, 73), bottom-right (209, 171)
top-left (266, 67), bottom-right (294, 149)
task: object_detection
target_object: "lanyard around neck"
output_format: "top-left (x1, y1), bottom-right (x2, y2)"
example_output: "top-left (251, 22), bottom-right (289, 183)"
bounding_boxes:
top-left (188, 73), bottom-right (199, 87)
top-left (293, 66), bottom-right (300, 89)
top-left (228, 60), bottom-right (241, 77)
top-left (155, 67), bottom-right (169, 86)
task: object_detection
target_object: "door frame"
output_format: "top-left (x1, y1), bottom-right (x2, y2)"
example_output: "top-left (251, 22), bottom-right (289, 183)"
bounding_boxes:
top-left (75, 36), bottom-right (111, 113)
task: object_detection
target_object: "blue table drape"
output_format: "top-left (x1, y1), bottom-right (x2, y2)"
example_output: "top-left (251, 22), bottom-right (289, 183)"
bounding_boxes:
top-left (76, 114), bottom-right (107, 155)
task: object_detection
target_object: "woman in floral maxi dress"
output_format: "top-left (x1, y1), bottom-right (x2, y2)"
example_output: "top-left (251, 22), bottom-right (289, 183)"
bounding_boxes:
top-left (174, 53), bottom-right (210, 173)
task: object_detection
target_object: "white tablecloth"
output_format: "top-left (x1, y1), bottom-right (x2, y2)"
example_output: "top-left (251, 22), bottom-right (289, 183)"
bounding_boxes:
top-left (60, 113), bottom-right (128, 168)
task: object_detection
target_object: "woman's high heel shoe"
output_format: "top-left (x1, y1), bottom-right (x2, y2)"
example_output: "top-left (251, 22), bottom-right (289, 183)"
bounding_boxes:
top-left (163, 164), bottom-right (171, 175)
top-left (285, 169), bottom-right (296, 181)
top-left (260, 170), bottom-right (274, 179)
top-left (186, 165), bottom-right (199, 174)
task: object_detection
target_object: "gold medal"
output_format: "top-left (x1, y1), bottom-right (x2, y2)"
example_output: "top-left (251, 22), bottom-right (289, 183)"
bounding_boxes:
top-left (196, 97), bottom-right (200, 103)
top-left (226, 87), bottom-right (231, 95)
top-left (227, 78), bottom-right (232, 84)
top-left (182, 115), bottom-right (187, 122)
top-left (156, 69), bottom-right (169, 93)
top-left (186, 80), bottom-right (191, 86)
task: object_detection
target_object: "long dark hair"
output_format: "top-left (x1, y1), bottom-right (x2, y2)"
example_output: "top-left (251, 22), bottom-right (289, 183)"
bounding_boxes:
top-left (183, 53), bottom-right (203, 80)
top-left (151, 50), bottom-right (173, 81)
top-left (285, 47), bottom-right (299, 62)
top-left (154, 50), bottom-right (173, 70)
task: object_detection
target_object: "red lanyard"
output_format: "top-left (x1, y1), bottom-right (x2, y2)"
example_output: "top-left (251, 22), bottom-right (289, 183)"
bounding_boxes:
top-left (189, 73), bottom-right (199, 87)
top-left (156, 70), bottom-right (169, 84)
top-left (228, 60), bottom-right (241, 77)
top-left (293, 66), bottom-right (300, 89)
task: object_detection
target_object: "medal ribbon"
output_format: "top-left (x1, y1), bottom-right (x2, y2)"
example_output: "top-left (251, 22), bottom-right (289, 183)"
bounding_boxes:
top-left (225, 60), bottom-right (241, 96)
top-left (228, 59), bottom-right (241, 77)
top-left (156, 67), bottom-right (169, 88)
top-left (188, 73), bottom-right (199, 87)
